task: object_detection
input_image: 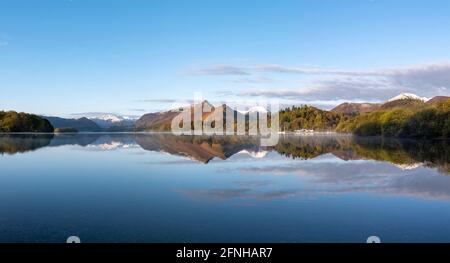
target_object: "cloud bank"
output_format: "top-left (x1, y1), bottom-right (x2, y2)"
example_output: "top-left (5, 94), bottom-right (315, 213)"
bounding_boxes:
top-left (194, 62), bottom-right (450, 104)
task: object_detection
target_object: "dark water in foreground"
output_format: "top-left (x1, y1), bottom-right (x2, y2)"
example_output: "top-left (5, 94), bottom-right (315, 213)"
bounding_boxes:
top-left (0, 133), bottom-right (449, 243)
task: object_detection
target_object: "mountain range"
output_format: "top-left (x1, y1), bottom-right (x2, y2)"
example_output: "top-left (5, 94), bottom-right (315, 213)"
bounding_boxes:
top-left (134, 93), bottom-right (449, 132)
top-left (331, 93), bottom-right (448, 114)
top-left (43, 114), bottom-right (137, 132)
top-left (89, 114), bottom-right (136, 131)
top-left (2, 92), bottom-right (448, 137)
top-left (135, 100), bottom-right (248, 132)
top-left (43, 116), bottom-right (101, 132)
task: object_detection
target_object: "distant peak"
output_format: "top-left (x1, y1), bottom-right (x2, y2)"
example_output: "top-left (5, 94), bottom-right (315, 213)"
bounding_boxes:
top-left (191, 100), bottom-right (214, 108)
top-left (387, 93), bottom-right (429, 102)
top-left (249, 105), bottom-right (268, 113)
top-left (201, 100), bottom-right (213, 107)
top-left (94, 114), bottom-right (124, 123)
top-left (237, 105), bottom-right (268, 114)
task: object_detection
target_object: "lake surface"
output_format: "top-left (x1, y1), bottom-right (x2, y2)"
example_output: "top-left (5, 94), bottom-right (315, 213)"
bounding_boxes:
top-left (0, 133), bottom-right (449, 243)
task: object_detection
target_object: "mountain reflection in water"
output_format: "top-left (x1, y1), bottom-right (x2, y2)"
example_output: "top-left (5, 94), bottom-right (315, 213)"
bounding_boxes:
top-left (0, 133), bottom-right (448, 174)
top-left (1, 133), bottom-right (450, 242)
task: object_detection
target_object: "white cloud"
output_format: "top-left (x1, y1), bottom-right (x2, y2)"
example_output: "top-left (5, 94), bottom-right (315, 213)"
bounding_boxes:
top-left (207, 61), bottom-right (450, 104)
top-left (191, 64), bottom-right (386, 77)
top-left (135, 99), bottom-right (179, 103)
top-left (189, 65), bottom-right (250, 75)
top-left (231, 76), bottom-right (275, 84)
top-left (252, 64), bottom-right (382, 76)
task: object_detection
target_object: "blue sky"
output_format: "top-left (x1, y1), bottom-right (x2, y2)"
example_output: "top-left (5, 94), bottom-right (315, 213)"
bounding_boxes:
top-left (1, 0), bottom-right (450, 117)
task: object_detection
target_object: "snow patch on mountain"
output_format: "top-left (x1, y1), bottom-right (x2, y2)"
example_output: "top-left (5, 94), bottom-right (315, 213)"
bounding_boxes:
top-left (387, 93), bottom-right (429, 102)
top-left (86, 113), bottom-right (138, 129)
top-left (94, 114), bottom-right (124, 123)
top-left (237, 105), bottom-right (269, 114)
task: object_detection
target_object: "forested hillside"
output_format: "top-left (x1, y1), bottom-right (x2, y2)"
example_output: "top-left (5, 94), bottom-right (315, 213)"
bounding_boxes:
top-left (0, 111), bottom-right (54, 133)
top-left (335, 99), bottom-right (450, 138)
top-left (279, 105), bottom-right (346, 131)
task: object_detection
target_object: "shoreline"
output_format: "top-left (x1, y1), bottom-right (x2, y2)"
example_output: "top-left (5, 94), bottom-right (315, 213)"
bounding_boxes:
top-left (0, 131), bottom-right (448, 142)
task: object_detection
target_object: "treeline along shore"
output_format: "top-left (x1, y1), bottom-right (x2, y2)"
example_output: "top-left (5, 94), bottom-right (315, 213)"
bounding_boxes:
top-left (1, 94), bottom-right (449, 139)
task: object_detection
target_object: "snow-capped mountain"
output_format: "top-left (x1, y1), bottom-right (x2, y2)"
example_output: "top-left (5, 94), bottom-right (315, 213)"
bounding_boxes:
top-left (238, 105), bottom-right (269, 114)
top-left (387, 93), bottom-right (429, 102)
top-left (88, 114), bottom-right (138, 130)
top-left (249, 105), bottom-right (268, 113)
top-left (94, 114), bottom-right (124, 123)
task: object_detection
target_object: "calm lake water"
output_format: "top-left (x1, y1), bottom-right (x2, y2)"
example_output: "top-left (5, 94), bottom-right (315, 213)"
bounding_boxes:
top-left (0, 133), bottom-right (449, 243)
